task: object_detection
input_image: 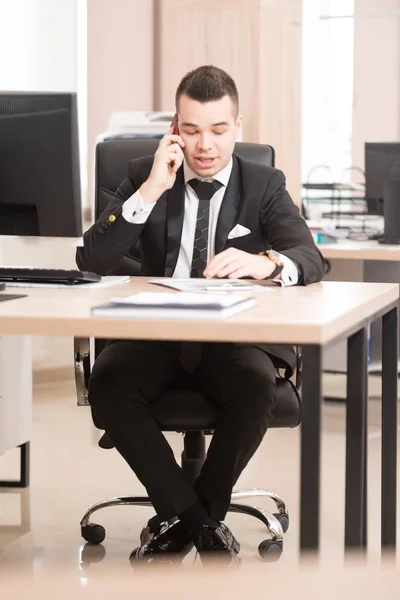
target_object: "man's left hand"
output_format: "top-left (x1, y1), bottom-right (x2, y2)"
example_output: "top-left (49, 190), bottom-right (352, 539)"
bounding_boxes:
top-left (203, 248), bottom-right (277, 280)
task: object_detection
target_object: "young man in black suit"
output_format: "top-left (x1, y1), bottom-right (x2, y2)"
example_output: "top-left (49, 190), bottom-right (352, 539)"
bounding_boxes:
top-left (77, 65), bottom-right (325, 561)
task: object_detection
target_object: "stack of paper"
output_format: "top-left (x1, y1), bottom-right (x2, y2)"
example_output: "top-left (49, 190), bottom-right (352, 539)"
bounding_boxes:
top-left (91, 292), bottom-right (256, 320)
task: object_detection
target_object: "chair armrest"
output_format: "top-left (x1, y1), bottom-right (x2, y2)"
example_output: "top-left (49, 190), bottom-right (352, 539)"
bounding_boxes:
top-left (74, 337), bottom-right (91, 406)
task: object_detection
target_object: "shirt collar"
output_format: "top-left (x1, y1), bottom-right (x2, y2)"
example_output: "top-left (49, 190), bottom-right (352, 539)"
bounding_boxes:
top-left (183, 157), bottom-right (233, 187)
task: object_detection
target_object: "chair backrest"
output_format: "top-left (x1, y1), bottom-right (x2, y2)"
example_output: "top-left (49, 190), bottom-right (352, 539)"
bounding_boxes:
top-left (95, 139), bottom-right (275, 219)
top-left (95, 139), bottom-right (274, 276)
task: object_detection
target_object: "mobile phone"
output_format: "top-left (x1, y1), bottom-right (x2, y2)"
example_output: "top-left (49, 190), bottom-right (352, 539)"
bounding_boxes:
top-left (171, 113), bottom-right (179, 135)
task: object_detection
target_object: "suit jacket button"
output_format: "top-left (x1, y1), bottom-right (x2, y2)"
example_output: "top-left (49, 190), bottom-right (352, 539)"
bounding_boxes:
top-left (108, 215), bottom-right (116, 222)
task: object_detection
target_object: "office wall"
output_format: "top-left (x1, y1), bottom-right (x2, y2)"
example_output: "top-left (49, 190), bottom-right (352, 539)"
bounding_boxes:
top-left (86, 0), bottom-right (154, 217)
top-left (154, 0), bottom-right (303, 205)
top-left (352, 0), bottom-right (400, 170)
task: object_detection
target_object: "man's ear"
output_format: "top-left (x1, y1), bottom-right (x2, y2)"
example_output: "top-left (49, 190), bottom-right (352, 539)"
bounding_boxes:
top-left (236, 114), bottom-right (243, 137)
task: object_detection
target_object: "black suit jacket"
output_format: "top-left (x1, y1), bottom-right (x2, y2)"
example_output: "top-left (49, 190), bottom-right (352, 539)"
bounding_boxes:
top-left (77, 153), bottom-right (325, 374)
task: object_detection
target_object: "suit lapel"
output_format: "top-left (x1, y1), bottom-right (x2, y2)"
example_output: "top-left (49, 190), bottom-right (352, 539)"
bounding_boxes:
top-left (164, 166), bottom-right (185, 276)
top-left (215, 155), bottom-right (242, 254)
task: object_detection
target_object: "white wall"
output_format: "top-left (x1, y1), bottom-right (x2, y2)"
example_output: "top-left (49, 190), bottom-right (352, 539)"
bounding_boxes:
top-left (352, 0), bottom-right (400, 170)
top-left (86, 0), bottom-right (154, 218)
top-left (0, 0), bottom-right (78, 91)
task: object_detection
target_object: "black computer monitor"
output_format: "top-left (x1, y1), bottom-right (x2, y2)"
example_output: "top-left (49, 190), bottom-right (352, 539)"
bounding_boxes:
top-left (365, 142), bottom-right (400, 216)
top-left (0, 92), bottom-right (82, 237)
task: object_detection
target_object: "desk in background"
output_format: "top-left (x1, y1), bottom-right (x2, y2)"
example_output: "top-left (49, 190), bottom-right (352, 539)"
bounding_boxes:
top-left (318, 240), bottom-right (400, 374)
top-left (0, 279), bottom-right (397, 554)
top-left (0, 336), bottom-right (31, 486)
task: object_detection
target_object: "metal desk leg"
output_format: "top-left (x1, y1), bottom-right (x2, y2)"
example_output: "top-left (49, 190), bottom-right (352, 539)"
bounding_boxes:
top-left (300, 345), bottom-right (322, 551)
top-left (363, 394), bottom-right (368, 549)
top-left (345, 327), bottom-right (368, 550)
top-left (0, 442), bottom-right (30, 488)
top-left (381, 306), bottom-right (398, 550)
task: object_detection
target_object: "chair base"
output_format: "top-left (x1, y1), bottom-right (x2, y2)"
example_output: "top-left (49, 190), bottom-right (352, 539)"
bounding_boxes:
top-left (80, 488), bottom-right (288, 559)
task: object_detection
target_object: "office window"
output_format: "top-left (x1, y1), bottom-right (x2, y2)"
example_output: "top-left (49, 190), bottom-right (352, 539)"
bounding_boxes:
top-left (301, 0), bottom-right (355, 184)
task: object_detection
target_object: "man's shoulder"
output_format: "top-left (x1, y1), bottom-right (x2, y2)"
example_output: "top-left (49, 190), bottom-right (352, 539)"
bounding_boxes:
top-left (234, 153), bottom-right (283, 185)
top-left (234, 154), bottom-right (285, 194)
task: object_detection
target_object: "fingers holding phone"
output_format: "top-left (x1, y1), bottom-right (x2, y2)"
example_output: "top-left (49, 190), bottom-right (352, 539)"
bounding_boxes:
top-left (168, 113), bottom-right (184, 172)
top-left (161, 113), bottom-right (183, 149)
top-left (141, 114), bottom-right (185, 202)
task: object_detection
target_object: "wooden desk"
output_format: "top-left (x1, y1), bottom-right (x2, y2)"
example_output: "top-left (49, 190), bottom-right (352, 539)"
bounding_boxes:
top-left (318, 240), bottom-right (400, 373)
top-left (0, 279), bottom-right (398, 554)
top-left (319, 240), bottom-right (400, 262)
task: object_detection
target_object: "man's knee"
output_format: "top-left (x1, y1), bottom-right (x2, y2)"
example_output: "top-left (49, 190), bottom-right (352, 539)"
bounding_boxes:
top-left (88, 349), bottom-right (137, 408)
top-left (243, 367), bottom-right (276, 414)
top-left (221, 362), bottom-right (276, 418)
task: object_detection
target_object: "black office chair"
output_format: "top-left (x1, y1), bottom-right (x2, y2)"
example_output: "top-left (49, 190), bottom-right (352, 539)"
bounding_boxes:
top-left (74, 139), bottom-right (301, 562)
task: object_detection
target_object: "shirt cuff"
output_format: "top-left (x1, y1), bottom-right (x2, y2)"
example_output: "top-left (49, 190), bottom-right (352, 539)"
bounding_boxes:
top-left (273, 252), bottom-right (299, 287)
top-left (122, 190), bottom-right (156, 224)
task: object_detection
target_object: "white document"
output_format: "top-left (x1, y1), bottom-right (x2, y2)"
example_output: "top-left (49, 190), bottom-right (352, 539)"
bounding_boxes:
top-left (150, 278), bottom-right (272, 292)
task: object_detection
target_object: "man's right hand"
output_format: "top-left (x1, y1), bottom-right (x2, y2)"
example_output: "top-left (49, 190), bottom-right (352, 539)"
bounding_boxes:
top-left (139, 125), bottom-right (185, 205)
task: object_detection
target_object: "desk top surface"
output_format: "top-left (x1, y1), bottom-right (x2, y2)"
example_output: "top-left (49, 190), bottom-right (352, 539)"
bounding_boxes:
top-left (318, 240), bottom-right (400, 261)
top-left (0, 279), bottom-right (397, 345)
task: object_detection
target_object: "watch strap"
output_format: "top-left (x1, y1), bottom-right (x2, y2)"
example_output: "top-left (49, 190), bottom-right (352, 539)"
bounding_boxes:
top-left (259, 249), bottom-right (284, 279)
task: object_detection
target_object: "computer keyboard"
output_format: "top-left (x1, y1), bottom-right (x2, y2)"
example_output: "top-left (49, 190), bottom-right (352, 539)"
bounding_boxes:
top-left (0, 267), bottom-right (101, 285)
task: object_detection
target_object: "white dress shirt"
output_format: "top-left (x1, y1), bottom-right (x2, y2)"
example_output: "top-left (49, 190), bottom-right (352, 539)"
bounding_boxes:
top-left (122, 159), bottom-right (299, 285)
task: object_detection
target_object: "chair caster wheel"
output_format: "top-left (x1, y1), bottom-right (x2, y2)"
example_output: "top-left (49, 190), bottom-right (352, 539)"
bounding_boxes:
top-left (258, 539), bottom-right (283, 561)
top-left (140, 515), bottom-right (162, 545)
top-left (273, 512), bottom-right (289, 533)
top-left (81, 523), bottom-right (106, 545)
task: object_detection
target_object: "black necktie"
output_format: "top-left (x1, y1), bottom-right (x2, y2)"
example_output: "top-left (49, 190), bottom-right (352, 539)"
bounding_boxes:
top-left (188, 179), bottom-right (223, 278)
top-left (179, 179), bottom-right (223, 373)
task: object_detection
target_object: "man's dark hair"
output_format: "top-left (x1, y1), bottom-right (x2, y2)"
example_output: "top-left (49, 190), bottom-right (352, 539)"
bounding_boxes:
top-left (175, 65), bottom-right (239, 116)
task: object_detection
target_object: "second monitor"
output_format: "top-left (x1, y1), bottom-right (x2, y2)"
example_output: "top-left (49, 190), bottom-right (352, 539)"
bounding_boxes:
top-left (365, 142), bottom-right (400, 216)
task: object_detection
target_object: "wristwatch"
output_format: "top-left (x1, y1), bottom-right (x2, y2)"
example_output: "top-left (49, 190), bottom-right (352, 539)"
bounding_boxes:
top-left (258, 249), bottom-right (284, 279)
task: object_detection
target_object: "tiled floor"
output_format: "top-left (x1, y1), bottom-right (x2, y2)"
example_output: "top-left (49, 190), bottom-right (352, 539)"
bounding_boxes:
top-left (0, 372), bottom-right (399, 590)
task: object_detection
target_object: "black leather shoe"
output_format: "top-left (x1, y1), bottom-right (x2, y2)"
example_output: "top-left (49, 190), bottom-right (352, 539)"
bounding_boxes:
top-left (130, 520), bottom-right (193, 561)
top-left (194, 523), bottom-right (240, 556)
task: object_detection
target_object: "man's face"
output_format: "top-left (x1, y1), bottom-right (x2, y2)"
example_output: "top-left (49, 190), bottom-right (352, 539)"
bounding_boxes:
top-left (177, 93), bottom-right (243, 177)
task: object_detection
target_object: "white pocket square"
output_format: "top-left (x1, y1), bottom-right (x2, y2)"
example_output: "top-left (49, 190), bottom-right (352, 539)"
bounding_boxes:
top-left (227, 224), bottom-right (251, 239)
